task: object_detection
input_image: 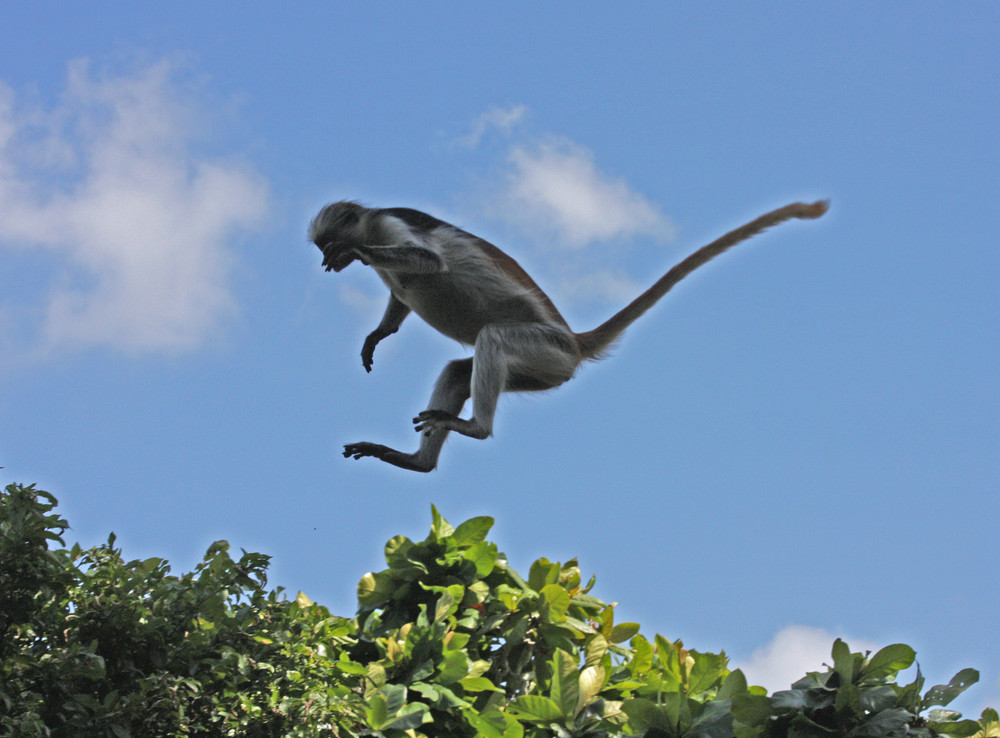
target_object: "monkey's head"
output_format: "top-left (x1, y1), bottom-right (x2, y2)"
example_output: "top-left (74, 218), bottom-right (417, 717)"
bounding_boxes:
top-left (309, 200), bottom-right (367, 272)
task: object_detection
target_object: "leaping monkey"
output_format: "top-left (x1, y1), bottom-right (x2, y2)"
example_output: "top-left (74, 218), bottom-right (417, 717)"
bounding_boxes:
top-left (310, 199), bottom-right (828, 472)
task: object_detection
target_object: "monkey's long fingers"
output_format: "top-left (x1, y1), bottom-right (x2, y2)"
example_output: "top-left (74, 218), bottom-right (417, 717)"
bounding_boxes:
top-left (344, 442), bottom-right (392, 460)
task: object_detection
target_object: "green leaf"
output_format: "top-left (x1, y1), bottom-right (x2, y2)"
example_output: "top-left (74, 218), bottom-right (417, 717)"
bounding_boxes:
top-left (922, 668), bottom-right (980, 709)
top-left (510, 695), bottom-right (565, 722)
top-left (384, 702), bottom-right (429, 731)
top-left (529, 558), bottom-right (560, 591)
top-left (467, 709), bottom-right (525, 738)
top-left (577, 665), bottom-right (605, 714)
top-left (925, 719), bottom-right (983, 737)
top-left (622, 698), bottom-right (672, 731)
top-left (366, 693), bottom-right (389, 729)
top-left (718, 668), bottom-right (748, 700)
top-left (464, 540), bottom-right (498, 577)
top-left (384, 534), bottom-right (414, 565)
top-left (584, 633), bottom-right (608, 668)
top-left (452, 515), bottom-right (494, 546)
top-left (460, 676), bottom-right (503, 693)
top-left (429, 504), bottom-right (454, 541)
top-left (851, 708), bottom-right (913, 736)
top-left (610, 622), bottom-right (640, 644)
top-left (732, 693), bottom-right (772, 726)
top-left (550, 649), bottom-right (579, 719)
top-left (357, 570), bottom-right (394, 606)
top-left (628, 634), bottom-right (653, 674)
top-left (437, 649), bottom-right (471, 685)
top-left (862, 643), bottom-right (916, 679)
top-left (539, 583), bottom-right (571, 622)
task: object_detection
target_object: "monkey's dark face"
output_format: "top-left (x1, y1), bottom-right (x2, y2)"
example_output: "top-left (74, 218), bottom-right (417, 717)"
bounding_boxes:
top-left (310, 201), bottom-right (365, 272)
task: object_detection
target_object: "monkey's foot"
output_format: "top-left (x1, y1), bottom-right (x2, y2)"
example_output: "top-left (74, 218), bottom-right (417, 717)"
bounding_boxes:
top-left (412, 409), bottom-right (459, 435)
top-left (343, 442), bottom-right (433, 473)
top-left (413, 410), bottom-right (489, 440)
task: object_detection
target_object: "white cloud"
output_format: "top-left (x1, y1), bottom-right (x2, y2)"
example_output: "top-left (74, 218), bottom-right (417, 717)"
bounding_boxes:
top-left (736, 625), bottom-right (879, 692)
top-left (0, 58), bottom-right (270, 355)
top-left (456, 104), bottom-right (527, 148)
top-left (500, 138), bottom-right (674, 249)
top-left (556, 270), bottom-right (641, 304)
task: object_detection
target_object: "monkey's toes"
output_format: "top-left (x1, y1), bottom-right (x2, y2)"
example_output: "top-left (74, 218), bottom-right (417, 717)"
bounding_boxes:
top-left (412, 409), bottom-right (454, 435)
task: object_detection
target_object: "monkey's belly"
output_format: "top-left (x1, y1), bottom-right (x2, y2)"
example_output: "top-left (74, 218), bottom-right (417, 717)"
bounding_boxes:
top-left (398, 287), bottom-right (549, 347)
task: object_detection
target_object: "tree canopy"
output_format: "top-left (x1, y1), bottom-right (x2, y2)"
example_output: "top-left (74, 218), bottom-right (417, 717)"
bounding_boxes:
top-left (2, 483), bottom-right (995, 737)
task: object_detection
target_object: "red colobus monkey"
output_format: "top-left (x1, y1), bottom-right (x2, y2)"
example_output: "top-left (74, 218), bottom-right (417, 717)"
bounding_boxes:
top-left (310, 199), bottom-right (828, 472)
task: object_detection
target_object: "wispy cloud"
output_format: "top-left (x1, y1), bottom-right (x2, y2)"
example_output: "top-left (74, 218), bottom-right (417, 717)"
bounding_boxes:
top-left (455, 104), bottom-right (528, 148)
top-left (0, 58), bottom-right (270, 355)
top-left (735, 625), bottom-right (879, 692)
top-left (501, 138), bottom-right (674, 249)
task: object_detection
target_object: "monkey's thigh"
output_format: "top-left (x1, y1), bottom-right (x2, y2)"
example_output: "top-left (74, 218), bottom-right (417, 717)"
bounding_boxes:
top-left (483, 323), bottom-right (578, 391)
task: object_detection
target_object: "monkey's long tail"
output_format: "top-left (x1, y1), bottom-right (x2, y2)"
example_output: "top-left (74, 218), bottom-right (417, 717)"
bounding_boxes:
top-left (573, 200), bottom-right (829, 360)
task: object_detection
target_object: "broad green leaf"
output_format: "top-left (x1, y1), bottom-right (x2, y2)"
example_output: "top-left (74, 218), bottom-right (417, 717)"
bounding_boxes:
top-left (539, 583), bottom-right (571, 622)
top-left (335, 660), bottom-right (366, 675)
top-left (366, 694), bottom-right (388, 729)
top-left (383, 702), bottom-right (429, 731)
top-left (429, 504), bottom-right (454, 541)
top-left (452, 515), bottom-right (494, 546)
top-left (922, 668), bottom-right (980, 709)
top-left (732, 692), bottom-right (772, 726)
top-left (384, 534), bottom-right (413, 564)
top-left (433, 586), bottom-right (462, 622)
top-left (851, 707), bottom-right (912, 736)
top-left (718, 668), bottom-right (748, 700)
top-left (550, 649), bottom-right (579, 719)
top-left (294, 590), bottom-right (313, 608)
top-left (925, 718), bottom-right (982, 737)
top-left (577, 665), bottom-right (606, 714)
top-left (688, 649), bottom-right (728, 695)
top-left (655, 634), bottom-right (684, 690)
top-left (464, 540), bottom-right (498, 577)
top-left (379, 683), bottom-right (406, 716)
top-left (628, 634), bottom-right (653, 674)
top-left (468, 709), bottom-right (525, 738)
top-left (510, 695), bottom-right (565, 722)
top-left (529, 558), bottom-right (559, 591)
top-left (584, 633), bottom-right (608, 667)
top-left (622, 698), bottom-right (672, 731)
top-left (460, 676), bottom-right (503, 693)
top-left (862, 643), bottom-right (916, 679)
top-left (357, 570), bottom-right (394, 606)
top-left (437, 649), bottom-right (471, 685)
top-left (610, 622), bottom-right (640, 644)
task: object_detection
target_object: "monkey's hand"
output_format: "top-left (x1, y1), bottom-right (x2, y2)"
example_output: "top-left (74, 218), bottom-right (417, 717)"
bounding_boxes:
top-left (361, 331), bottom-right (382, 372)
top-left (343, 442), bottom-right (434, 472)
top-left (321, 242), bottom-right (360, 272)
top-left (344, 442), bottom-right (393, 461)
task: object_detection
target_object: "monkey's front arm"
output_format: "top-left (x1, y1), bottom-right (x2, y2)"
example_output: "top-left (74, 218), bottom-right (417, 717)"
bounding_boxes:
top-left (362, 293), bottom-right (411, 372)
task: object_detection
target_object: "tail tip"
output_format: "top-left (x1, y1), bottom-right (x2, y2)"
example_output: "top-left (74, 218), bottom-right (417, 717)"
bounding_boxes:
top-left (799, 199), bottom-right (830, 219)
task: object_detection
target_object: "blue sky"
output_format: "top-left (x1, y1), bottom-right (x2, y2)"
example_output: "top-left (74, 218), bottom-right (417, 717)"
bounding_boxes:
top-left (2, 2), bottom-right (997, 715)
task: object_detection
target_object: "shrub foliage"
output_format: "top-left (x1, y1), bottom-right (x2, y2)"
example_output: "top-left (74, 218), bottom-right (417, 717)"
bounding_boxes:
top-left (1, 483), bottom-right (995, 737)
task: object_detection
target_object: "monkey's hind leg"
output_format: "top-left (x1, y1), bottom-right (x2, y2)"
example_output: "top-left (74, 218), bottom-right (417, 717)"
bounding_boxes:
top-left (343, 358), bottom-right (473, 473)
top-left (414, 323), bottom-right (579, 440)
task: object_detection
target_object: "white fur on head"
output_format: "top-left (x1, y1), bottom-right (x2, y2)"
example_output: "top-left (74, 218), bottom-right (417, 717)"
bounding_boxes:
top-left (308, 200), bottom-right (366, 244)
